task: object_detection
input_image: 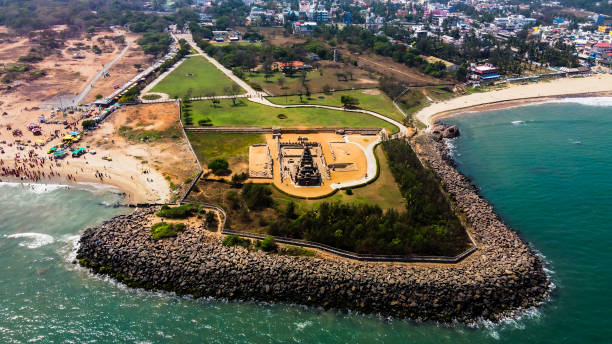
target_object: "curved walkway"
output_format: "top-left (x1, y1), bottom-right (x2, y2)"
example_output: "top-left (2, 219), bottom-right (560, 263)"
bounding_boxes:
top-left (177, 34), bottom-right (267, 98)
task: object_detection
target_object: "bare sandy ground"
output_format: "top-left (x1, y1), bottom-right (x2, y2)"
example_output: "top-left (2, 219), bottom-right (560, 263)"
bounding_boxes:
top-left (415, 74), bottom-right (612, 127)
top-left (0, 103), bottom-right (199, 204)
top-left (84, 31), bottom-right (149, 103)
top-left (0, 29), bottom-right (129, 115)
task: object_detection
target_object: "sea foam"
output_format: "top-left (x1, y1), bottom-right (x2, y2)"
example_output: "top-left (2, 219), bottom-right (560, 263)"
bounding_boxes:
top-left (0, 182), bottom-right (69, 194)
top-left (548, 97), bottom-right (612, 107)
top-left (5, 233), bottom-right (54, 249)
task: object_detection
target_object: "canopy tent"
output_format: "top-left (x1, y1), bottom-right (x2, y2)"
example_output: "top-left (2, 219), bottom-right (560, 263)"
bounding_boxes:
top-left (69, 131), bottom-right (80, 136)
top-left (63, 135), bottom-right (74, 140)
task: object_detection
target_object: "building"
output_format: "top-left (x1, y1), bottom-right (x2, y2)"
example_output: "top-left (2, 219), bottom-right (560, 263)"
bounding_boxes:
top-left (294, 148), bottom-right (321, 186)
top-left (471, 64), bottom-right (500, 83)
top-left (271, 61), bottom-right (313, 72)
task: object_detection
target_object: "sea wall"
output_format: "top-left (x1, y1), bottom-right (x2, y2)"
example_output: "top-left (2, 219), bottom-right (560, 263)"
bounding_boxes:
top-left (77, 136), bottom-right (550, 322)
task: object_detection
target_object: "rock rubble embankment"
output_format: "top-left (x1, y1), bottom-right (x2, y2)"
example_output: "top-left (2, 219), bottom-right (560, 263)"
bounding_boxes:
top-left (77, 136), bottom-right (549, 322)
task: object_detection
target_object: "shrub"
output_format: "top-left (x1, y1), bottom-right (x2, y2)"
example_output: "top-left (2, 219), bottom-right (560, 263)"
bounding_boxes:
top-left (241, 183), bottom-right (272, 210)
top-left (222, 235), bottom-right (250, 248)
top-left (82, 120), bottom-right (96, 130)
top-left (345, 188), bottom-right (353, 195)
top-left (95, 94), bottom-right (103, 99)
top-left (206, 212), bottom-right (218, 230)
top-left (156, 203), bottom-right (201, 219)
top-left (151, 222), bottom-right (186, 240)
top-left (277, 114), bottom-right (287, 119)
top-left (230, 172), bottom-right (248, 187)
top-left (208, 158), bottom-right (229, 175)
top-left (260, 236), bottom-right (278, 252)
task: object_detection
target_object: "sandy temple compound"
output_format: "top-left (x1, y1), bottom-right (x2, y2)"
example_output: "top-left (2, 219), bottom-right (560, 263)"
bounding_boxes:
top-left (248, 130), bottom-right (378, 197)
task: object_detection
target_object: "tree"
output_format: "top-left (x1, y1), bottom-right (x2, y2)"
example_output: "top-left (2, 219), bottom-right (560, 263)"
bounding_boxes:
top-left (206, 91), bottom-right (217, 107)
top-left (224, 84), bottom-right (242, 106)
top-left (277, 76), bottom-right (286, 89)
top-left (260, 236), bottom-right (277, 252)
top-left (241, 183), bottom-right (272, 210)
top-left (208, 158), bottom-right (229, 175)
top-left (340, 95), bottom-right (360, 108)
top-left (82, 120), bottom-right (96, 130)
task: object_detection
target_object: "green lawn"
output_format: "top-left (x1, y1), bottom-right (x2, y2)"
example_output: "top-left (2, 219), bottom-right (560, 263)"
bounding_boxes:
top-left (151, 56), bottom-right (240, 99)
top-left (186, 132), bottom-right (263, 168)
top-left (267, 89), bottom-right (405, 123)
top-left (272, 144), bottom-right (404, 211)
top-left (246, 67), bottom-right (378, 95)
top-left (190, 99), bottom-right (399, 133)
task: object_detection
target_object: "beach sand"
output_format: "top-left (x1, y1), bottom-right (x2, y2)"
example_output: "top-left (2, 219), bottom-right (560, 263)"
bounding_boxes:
top-left (415, 74), bottom-right (612, 128)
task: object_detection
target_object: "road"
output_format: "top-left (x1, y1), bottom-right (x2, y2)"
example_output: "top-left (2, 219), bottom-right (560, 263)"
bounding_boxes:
top-left (73, 27), bottom-right (132, 106)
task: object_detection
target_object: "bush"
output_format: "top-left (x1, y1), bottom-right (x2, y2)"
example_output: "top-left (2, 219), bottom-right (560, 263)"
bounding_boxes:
top-left (156, 203), bottom-right (201, 219)
top-left (230, 172), bottom-right (248, 187)
top-left (208, 158), bottom-right (229, 175)
top-left (151, 222), bottom-right (186, 240)
top-left (345, 188), bottom-right (353, 195)
top-left (260, 236), bottom-right (278, 252)
top-left (206, 211), bottom-right (218, 231)
top-left (82, 120), bottom-right (96, 130)
top-left (95, 94), bottom-right (103, 99)
top-left (241, 183), bottom-right (272, 210)
top-left (222, 235), bottom-right (250, 248)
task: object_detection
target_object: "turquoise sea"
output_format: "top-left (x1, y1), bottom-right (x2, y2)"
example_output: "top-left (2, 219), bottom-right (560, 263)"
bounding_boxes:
top-left (1, 98), bottom-right (611, 343)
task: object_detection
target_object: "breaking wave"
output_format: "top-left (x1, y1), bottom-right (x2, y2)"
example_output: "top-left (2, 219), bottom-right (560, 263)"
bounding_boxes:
top-left (5, 233), bottom-right (54, 249)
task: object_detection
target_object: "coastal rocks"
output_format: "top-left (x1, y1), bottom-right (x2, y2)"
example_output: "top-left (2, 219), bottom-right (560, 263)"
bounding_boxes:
top-left (76, 135), bottom-right (549, 323)
top-left (432, 123), bottom-right (460, 140)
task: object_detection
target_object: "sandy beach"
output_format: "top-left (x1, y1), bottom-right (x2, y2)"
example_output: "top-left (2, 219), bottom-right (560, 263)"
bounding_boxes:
top-left (415, 74), bottom-right (612, 128)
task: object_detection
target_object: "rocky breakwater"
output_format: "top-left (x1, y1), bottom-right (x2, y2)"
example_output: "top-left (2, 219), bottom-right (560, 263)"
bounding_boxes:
top-left (77, 137), bottom-right (549, 323)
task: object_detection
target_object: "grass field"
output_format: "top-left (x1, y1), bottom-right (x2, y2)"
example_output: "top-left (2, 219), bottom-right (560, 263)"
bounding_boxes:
top-left (272, 144), bottom-right (404, 211)
top-left (267, 89), bottom-right (405, 123)
top-left (246, 61), bottom-right (378, 95)
top-left (186, 132), bottom-right (264, 174)
top-left (151, 56), bottom-right (240, 99)
top-left (190, 99), bottom-right (399, 133)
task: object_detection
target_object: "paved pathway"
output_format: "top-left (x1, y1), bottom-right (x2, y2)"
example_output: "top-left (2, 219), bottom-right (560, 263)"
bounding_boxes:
top-left (74, 27), bottom-right (132, 105)
top-left (156, 32), bottom-right (410, 189)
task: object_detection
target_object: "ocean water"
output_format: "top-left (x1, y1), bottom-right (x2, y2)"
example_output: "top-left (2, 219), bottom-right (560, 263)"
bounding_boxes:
top-left (1, 98), bottom-right (611, 343)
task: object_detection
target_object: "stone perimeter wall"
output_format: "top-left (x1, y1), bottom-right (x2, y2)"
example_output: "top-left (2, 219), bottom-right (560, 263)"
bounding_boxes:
top-left (76, 136), bottom-right (550, 322)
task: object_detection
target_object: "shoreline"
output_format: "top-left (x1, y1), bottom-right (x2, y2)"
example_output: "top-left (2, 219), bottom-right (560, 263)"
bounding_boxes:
top-left (415, 74), bottom-right (612, 128)
top-left (75, 134), bottom-right (550, 323)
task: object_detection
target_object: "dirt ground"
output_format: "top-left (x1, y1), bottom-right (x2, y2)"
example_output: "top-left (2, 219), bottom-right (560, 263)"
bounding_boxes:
top-left (338, 47), bottom-right (448, 86)
top-left (260, 132), bottom-right (369, 198)
top-left (84, 32), bottom-right (150, 103)
top-left (109, 102), bottom-right (201, 198)
top-left (0, 28), bottom-right (132, 115)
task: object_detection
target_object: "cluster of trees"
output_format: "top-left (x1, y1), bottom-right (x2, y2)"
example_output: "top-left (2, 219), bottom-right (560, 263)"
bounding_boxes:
top-left (314, 26), bottom-right (450, 79)
top-left (206, 0), bottom-right (249, 29)
top-left (198, 39), bottom-right (331, 72)
top-left (266, 140), bottom-right (469, 256)
top-left (0, 0), bottom-right (145, 33)
top-left (156, 203), bottom-right (203, 219)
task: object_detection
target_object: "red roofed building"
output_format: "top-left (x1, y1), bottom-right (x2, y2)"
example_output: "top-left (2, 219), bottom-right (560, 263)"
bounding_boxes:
top-left (272, 61), bottom-right (313, 72)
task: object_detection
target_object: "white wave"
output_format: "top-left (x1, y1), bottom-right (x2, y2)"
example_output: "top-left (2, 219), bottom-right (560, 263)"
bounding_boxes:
top-left (511, 120), bottom-right (525, 125)
top-left (547, 97), bottom-right (612, 107)
top-left (0, 182), bottom-right (69, 194)
top-left (5, 233), bottom-right (54, 249)
top-left (295, 320), bottom-right (313, 330)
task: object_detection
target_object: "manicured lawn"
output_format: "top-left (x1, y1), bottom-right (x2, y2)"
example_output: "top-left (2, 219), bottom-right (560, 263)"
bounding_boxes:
top-left (272, 144), bottom-right (404, 211)
top-left (189, 99), bottom-right (399, 133)
top-left (267, 89), bottom-right (405, 123)
top-left (186, 132), bottom-right (263, 164)
top-left (151, 56), bottom-right (240, 99)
